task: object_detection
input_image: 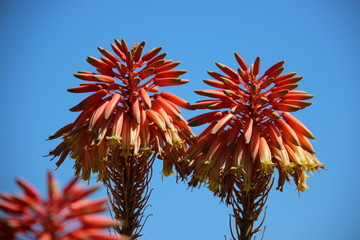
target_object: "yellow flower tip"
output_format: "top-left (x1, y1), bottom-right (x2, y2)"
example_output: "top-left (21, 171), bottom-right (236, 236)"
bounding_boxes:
top-left (282, 163), bottom-right (295, 174)
top-left (140, 147), bottom-right (154, 154)
top-left (172, 138), bottom-right (184, 149)
top-left (301, 161), bottom-right (318, 172)
top-left (204, 161), bottom-right (210, 165)
top-left (297, 172), bottom-right (310, 191)
top-left (106, 136), bottom-right (122, 147)
top-left (261, 161), bottom-right (276, 175)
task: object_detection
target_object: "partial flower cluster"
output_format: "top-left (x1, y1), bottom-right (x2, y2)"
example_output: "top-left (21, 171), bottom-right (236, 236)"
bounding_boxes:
top-left (188, 54), bottom-right (324, 196)
top-left (48, 39), bottom-right (194, 180)
top-left (0, 171), bottom-right (120, 240)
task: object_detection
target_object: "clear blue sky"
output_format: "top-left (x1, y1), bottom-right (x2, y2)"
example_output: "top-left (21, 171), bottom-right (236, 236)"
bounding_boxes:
top-left (1, 0), bottom-right (359, 239)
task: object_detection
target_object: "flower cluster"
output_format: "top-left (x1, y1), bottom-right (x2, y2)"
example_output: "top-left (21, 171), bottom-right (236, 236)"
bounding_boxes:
top-left (0, 171), bottom-right (120, 240)
top-left (48, 39), bottom-right (194, 180)
top-left (188, 54), bottom-right (324, 196)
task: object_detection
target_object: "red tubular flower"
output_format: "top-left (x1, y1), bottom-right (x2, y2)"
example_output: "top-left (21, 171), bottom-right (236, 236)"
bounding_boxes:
top-left (188, 53), bottom-right (324, 197)
top-left (0, 171), bottom-right (120, 240)
top-left (48, 39), bottom-right (194, 180)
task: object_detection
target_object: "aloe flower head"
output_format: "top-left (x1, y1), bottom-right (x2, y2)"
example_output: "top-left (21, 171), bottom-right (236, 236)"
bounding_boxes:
top-left (188, 53), bottom-right (324, 198)
top-left (48, 39), bottom-right (194, 181)
top-left (0, 171), bottom-right (120, 240)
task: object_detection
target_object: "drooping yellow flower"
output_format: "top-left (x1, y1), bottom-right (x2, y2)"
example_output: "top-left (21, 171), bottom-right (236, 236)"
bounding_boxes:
top-left (188, 54), bottom-right (324, 198)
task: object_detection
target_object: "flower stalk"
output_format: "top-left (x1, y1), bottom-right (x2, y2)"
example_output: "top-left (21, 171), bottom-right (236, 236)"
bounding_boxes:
top-left (104, 154), bottom-right (155, 239)
top-left (230, 175), bottom-right (272, 240)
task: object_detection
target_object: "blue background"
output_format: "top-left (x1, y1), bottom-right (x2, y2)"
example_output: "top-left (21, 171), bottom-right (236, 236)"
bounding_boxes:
top-left (1, 0), bottom-right (359, 239)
